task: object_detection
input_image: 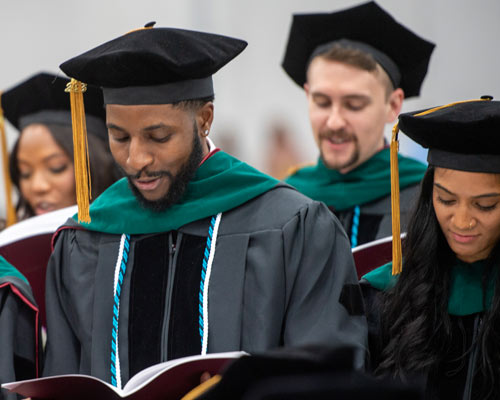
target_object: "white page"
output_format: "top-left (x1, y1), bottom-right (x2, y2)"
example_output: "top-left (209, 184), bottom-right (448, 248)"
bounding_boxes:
top-left (2, 351), bottom-right (247, 398)
top-left (122, 351), bottom-right (246, 395)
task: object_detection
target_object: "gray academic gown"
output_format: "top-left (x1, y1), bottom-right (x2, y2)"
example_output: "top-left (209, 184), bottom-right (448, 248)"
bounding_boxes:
top-left (335, 183), bottom-right (420, 245)
top-left (43, 184), bottom-right (367, 384)
top-left (0, 276), bottom-right (39, 400)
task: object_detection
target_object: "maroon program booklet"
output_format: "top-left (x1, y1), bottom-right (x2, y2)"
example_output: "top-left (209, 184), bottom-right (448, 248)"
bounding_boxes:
top-left (2, 351), bottom-right (245, 400)
top-left (0, 205), bottom-right (77, 326)
top-left (352, 235), bottom-right (405, 278)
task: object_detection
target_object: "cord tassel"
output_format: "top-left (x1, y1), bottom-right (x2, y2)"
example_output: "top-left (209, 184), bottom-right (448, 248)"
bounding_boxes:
top-left (390, 97), bottom-right (492, 276)
top-left (390, 123), bottom-right (402, 275)
top-left (65, 79), bottom-right (92, 223)
top-left (0, 93), bottom-right (16, 227)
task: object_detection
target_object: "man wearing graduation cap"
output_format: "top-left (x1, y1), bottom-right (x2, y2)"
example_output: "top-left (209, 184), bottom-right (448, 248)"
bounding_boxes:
top-left (284, 1), bottom-right (435, 247)
top-left (42, 25), bottom-right (367, 387)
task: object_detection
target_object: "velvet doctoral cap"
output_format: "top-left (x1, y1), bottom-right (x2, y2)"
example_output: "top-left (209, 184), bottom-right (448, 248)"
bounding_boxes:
top-left (398, 97), bottom-right (500, 173)
top-left (1, 72), bottom-right (106, 139)
top-left (282, 1), bottom-right (435, 97)
top-left (59, 24), bottom-right (248, 105)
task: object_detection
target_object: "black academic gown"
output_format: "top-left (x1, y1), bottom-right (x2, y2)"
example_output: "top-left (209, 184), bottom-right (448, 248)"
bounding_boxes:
top-left (43, 184), bottom-right (367, 386)
top-left (361, 282), bottom-right (490, 400)
top-left (0, 276), bottom-right (39, 400)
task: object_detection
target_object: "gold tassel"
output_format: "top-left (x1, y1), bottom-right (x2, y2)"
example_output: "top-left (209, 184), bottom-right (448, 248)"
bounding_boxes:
top-left (180, 375), bottom-right (221, 400)
top-left (65, 79), bottom-right (92, 223)
top-left (0, 93), bottom-right (17, 227)
top-left (126, 22), bottom-right (156, 35)
top-left (390, 96), bottom-right (492, 276)
top-left (390, 122), bottom-right (402, 275)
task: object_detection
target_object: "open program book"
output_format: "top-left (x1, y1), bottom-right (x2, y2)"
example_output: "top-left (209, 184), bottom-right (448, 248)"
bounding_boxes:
top-left (2, 351), bottom-right (246, 400)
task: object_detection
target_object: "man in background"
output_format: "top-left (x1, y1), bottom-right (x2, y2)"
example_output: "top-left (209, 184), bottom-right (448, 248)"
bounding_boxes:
top-left (284, 1), bottom-right (434, 247)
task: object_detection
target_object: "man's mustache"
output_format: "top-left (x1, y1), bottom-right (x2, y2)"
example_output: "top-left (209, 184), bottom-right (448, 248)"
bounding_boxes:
top-left (319, 129), bottom-right (356, 142)
top-left (128, 169), bottom-right (174, 180)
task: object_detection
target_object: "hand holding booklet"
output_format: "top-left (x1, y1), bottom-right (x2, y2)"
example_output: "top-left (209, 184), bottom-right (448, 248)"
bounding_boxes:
top-left (2, 351), bottom-right (245, 400)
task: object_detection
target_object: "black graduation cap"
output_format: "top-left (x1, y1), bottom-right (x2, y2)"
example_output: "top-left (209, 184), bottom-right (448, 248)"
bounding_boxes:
top-left (389, 97), bottom-right (499, 275)
top-left (282, 1), bottom-right (435, 97)
top-left (1, 72), bottom-right (106, 139)
top-left (399, 97), bottom-right (500, 173)
top-left (59, 24), bottom-right (248, 105)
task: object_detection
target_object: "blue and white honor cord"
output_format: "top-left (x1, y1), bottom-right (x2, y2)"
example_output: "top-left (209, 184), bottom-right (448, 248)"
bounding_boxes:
top-left (199, 213), bottom-right (222, 355)
top-left (110, 234), bottom-right (130, 389)
top-left (350, 205), bottom-right (360, 248)
top-left (109, 213), bottom-right (222, 387)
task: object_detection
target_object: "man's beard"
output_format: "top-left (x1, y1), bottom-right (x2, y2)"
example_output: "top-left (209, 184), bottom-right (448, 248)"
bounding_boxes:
top-left (319, 129), bottom-right (360, 171)
top-left (125, 124), bottom-right (204, 212)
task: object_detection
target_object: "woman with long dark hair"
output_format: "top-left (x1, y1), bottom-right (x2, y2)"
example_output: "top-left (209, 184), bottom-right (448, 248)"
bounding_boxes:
top-left (361, 98), bottom-right (500, 399)
top-left (2, 72), bottom-right (120, 221)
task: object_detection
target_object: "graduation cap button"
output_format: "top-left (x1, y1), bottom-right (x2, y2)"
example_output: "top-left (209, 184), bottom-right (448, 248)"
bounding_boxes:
top-left (481, 95), bottom-right (494, 100)
top-left (144, 21), bottom-right (156, 28)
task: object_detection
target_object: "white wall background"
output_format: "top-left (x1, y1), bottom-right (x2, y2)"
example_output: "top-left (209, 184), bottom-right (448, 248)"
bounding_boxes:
top-left (1, 0), bottom-right (499, 216)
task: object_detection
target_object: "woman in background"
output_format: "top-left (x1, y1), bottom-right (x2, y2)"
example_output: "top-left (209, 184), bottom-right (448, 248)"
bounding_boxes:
top-left (2, 72), bottom-right (120, 220)
top-left (0, 73), bottom-right (120, 397)
top-left (361, 98), bottom-right (500, 399)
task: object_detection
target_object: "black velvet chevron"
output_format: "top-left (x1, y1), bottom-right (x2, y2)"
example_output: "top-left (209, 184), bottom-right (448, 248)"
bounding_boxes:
top-left (128, 231), bottom-right (206, 378)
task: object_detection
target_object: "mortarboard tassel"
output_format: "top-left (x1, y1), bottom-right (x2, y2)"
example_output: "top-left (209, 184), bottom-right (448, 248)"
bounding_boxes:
top-left (390, 123), bottom-right (402, 275)
top-left (65, 79), bottom-right (92, 223)
top-left (0, 93), bottom-right (17, 227)
top-left (180, 375), bottom-right (222, 400)
top-left (390, 96), bottom-right (493, 276)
